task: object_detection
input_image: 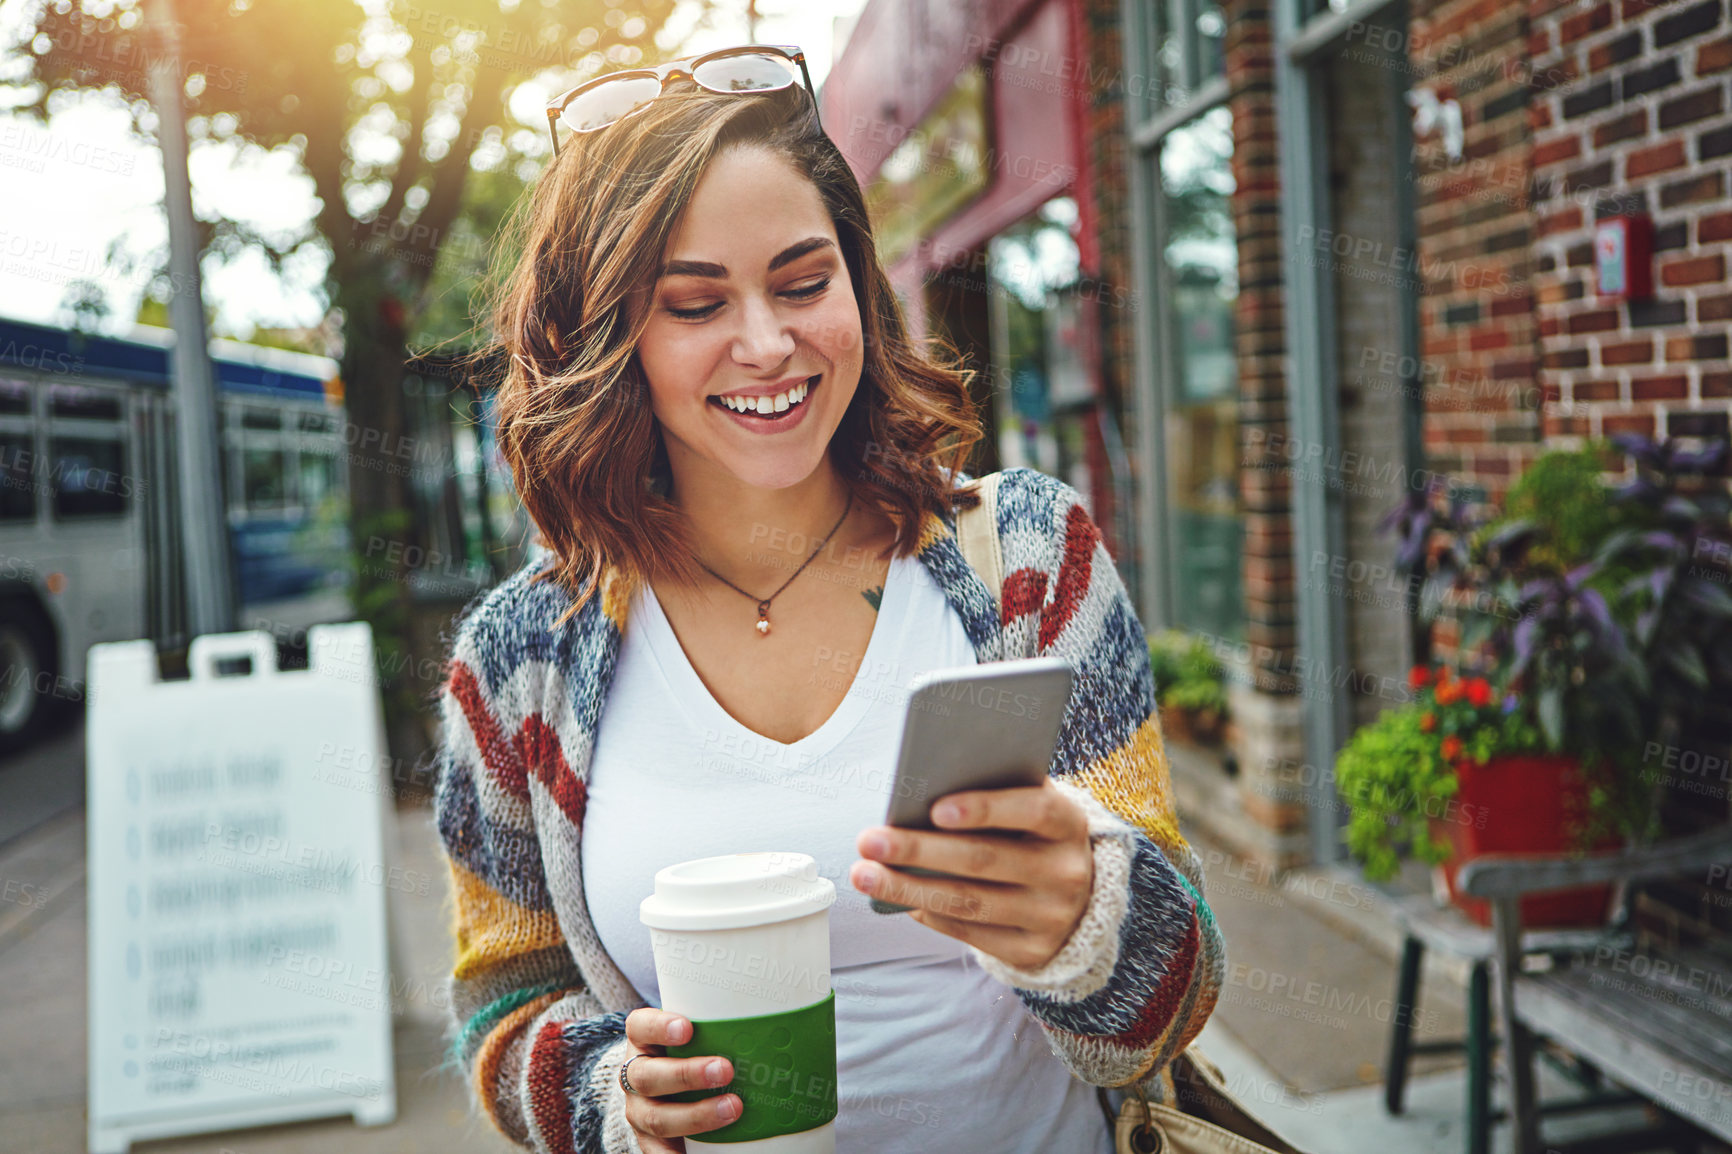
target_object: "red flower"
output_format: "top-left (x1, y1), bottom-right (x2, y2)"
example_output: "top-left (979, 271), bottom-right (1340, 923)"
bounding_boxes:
top-left (1409, 665), bottom-right (1432, 690)
top-left (1466, 678), bottom-right (1493, 708)
top-left (1441, 736), bottom-right (1464, 761)
top-left (1434, 680), bottom-right (1461, 706)
top-left (1420, 712), bottom-right (1437, 733)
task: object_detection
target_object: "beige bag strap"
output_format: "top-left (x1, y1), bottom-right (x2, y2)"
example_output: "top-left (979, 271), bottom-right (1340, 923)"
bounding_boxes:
top-left (1104, 1049), bottom-right (1310, 1154)
top-left (954, 471), bottom-right (1005, 603)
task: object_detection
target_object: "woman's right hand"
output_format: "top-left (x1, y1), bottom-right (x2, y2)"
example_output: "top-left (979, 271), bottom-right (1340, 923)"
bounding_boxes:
top-left (622, 1007), bottom-right (742, 1153)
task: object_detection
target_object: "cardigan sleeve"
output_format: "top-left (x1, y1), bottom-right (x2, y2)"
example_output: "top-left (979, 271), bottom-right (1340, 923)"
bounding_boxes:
top-left (964, 473), bottom-right (1226, 1091)
top-left (433, 600), bottom-right (643, 1154)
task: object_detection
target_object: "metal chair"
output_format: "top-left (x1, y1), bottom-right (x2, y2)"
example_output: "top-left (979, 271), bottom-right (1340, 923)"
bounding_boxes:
top-left (1383, 893), bottom-right (1614, 1154)
top-left (1457, 826), bottom-right (1732, 1154)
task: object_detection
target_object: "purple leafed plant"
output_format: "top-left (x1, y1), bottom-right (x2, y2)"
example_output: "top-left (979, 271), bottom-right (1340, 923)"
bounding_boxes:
top-left (1595, 434), bottom-right (1732, 753)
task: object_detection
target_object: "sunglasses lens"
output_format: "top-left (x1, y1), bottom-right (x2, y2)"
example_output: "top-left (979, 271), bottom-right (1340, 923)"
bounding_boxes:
top-left (691, 51), bottom-right (795, 94)
top-left (561, 75), bottom-right (661, 132)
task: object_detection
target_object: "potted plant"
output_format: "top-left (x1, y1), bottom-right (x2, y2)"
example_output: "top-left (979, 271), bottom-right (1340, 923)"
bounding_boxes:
top-left (1334, 662), bottom-right (1622, 926)
top-left (1149, 630), bottom-right (1229, 745)
top-left (1355, 445), bottom-right (1679, 922)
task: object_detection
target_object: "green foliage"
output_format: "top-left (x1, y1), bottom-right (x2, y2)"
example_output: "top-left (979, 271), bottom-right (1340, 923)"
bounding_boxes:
top-left (1148, 632), bottom-right (1184, 695)
top-left (17, 0), bottom-right (681, 314)
top-left (1337, 667), bottom-right (1545, 881)
top-left (1148, 630), bottom-right (1229, 716)
top-left (1495, 444), bottom-right (1623, 569)
top-left (1373, 435), bottom-right (1732, 876)
top-left (1165, 676), bottom-right (1227, 714)
top-left (1336, 705), bottom-right (1456, 882)
top-left (410, 161), bottom-right (534, 351)
top-left (351, 507), bottom-right (418, 722)
top-left (1395, 447), bottom-right (1647, 764)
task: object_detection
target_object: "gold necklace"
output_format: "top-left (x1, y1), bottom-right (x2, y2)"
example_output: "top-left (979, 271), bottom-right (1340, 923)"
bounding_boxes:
top-left (694, 491), bottom-right (855, 636)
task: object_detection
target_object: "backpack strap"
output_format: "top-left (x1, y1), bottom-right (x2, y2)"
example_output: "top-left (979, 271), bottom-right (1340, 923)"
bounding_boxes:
top-left (955, 471), bottom-right (1005, 604)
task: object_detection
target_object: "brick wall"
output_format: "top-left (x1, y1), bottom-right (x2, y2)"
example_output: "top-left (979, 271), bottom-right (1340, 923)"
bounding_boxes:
top-left (1229, 0), bottom-right (1298, 694)
top-left (1077, 0), bottom-right (1140, 564)
top-left (1529, 0), bottom-right (1732, 449)
top-left (1410, 0), bottom-right (1545, 500)
top-left (1226, 0), bottom-right (1311, 863)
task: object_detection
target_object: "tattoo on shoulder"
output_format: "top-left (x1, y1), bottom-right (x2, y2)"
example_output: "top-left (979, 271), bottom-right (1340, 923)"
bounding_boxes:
top-left (862, 585), bottom-right (883, 611)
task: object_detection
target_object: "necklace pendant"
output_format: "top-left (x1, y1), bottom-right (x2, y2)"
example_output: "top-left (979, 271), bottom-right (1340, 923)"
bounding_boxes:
top-left (756, 601), bottom-right (771, 636)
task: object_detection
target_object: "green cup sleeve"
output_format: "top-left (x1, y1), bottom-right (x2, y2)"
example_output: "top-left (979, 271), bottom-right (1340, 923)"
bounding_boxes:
top-left (665, 990), bottom-right (837, 1142)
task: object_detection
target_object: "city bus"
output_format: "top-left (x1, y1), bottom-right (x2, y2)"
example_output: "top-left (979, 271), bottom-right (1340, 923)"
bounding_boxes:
top-left (0, 316), bottom-right (353, 750)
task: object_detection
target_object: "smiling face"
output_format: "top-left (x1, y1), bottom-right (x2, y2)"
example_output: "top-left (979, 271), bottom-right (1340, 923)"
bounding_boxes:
top-left (635, 145), bottom-right (865, 494)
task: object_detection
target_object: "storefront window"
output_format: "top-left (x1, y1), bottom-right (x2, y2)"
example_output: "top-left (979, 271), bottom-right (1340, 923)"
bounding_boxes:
top-left (1153, 0), bottom-right (1228, 103)
top-left (862, 65), bottom-right (989, 267)
top-left (987, 198), bottom-right (1096, 501)
top-left (1160, 106), bottom-right (1244, 640)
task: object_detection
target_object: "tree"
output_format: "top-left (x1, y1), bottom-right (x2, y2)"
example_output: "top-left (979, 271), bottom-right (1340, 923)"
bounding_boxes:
top-left (11, 0), bottom-right (680, 761)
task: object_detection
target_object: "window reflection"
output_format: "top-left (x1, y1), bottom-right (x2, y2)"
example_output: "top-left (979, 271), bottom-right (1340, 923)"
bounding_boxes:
top-left (987, 199), bottom-right (1095, 497)
top-left (1155, 0), bottom-right (1228, 102)
top-left (242, 448), bottom-right (290, 510)
top-left (50, 437), bottom-right (128, 519)
top-left (0, 434), bottom-right (36, 521)
top-left (1160, 106), bottom-right (1244, 639)
top-left (1197, 1), bottom-right (1226, 80)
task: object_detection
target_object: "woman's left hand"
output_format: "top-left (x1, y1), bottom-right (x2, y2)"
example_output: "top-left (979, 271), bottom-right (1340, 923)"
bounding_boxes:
top-left (850, 779), bottom-right (1095, 971)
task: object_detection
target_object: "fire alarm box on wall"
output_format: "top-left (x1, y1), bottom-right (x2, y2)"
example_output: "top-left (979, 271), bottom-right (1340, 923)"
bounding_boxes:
top-left (1595, 215), bottom-right (1653, 301)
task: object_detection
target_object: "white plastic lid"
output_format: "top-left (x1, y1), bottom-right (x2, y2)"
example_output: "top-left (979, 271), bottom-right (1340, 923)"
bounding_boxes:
top-left (638, 852), bottom-right (837, 931)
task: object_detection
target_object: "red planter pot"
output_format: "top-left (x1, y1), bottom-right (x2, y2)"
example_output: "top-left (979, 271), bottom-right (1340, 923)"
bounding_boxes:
top-left (1431, 753), bottom-right (1615, 928)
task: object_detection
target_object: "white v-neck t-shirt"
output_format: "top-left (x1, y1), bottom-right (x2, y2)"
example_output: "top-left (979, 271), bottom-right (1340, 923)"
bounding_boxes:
top-left (582, 553), bottom-right (1114, 1153)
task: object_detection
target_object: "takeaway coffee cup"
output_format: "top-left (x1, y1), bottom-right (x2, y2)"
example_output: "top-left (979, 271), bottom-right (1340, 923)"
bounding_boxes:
top-left (639, 852), bottom-right (838, 1153)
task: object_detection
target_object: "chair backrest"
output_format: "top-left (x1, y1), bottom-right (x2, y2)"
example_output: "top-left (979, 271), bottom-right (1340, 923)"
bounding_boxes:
top-left (1457, 824), bottom-right (1732, 903)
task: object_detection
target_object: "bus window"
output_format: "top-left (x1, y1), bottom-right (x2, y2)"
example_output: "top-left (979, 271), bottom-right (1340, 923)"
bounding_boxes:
top-left (49, 386), bottom-right (122, 421)
top-left (299, 451), bottom-right (337, 507)
top-left (0, 379), bottom-right (30, 416)
top-left (299, 412), bottom-right (334, 433)
top-left (50, 437), bottom-right (128, 518)
top-left (241, 407), bottom-right (282, 430)
top-left (243, 448), bottom-right (289, 510)
top-left (0, 434), bottom-right (36, 520)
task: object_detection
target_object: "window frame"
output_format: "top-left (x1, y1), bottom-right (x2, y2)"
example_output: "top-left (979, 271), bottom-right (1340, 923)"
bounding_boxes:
top-left (1275, 0), bottom-right (1416, 862)
top-left (1121, 0), bottom-right (1238, 632)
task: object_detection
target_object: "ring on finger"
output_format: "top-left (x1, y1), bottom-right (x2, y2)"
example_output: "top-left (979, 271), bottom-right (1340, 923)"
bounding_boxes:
top-left (620, 1052), bottom-right (649, 1096)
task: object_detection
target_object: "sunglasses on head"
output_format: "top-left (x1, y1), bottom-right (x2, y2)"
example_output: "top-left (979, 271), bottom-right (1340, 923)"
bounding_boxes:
top-left (546, 44), bottom-right (819, 157)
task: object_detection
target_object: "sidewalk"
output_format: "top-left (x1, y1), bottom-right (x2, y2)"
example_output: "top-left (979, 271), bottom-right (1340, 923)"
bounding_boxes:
top-left (0, 804), bottom-right (518, 1154)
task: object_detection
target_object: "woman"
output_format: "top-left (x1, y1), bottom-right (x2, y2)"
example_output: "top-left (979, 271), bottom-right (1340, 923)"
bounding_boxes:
top-left (435, 47), bottom-right (1224, 1154)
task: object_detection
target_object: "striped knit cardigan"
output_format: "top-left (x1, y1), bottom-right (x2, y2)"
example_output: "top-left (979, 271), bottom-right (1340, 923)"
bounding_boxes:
top-left (433, 465), bottom-right (1226, 1153)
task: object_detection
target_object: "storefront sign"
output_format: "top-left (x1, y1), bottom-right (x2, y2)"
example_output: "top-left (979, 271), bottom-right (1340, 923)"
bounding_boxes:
top-left (87, 626), bottom-right (395, 1152)
top-left (863, 64), bottom-right (990, 265)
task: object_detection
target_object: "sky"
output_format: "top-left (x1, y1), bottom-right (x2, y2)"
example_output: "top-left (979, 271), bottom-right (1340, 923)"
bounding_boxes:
top-left (0, 0), bottom-right (869, 342)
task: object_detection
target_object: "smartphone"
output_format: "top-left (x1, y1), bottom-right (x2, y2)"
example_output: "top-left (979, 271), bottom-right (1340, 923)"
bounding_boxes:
top-left (870, 656), bottom-right (1076, 914)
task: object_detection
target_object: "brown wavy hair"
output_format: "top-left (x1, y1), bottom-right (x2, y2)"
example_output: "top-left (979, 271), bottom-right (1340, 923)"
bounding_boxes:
top-left (485, 80), bottom-right (983, 624)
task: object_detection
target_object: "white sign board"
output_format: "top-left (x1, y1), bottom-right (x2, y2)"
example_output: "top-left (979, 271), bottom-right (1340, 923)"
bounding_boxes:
top-left (87, 626), bottom-right (396, 1153)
